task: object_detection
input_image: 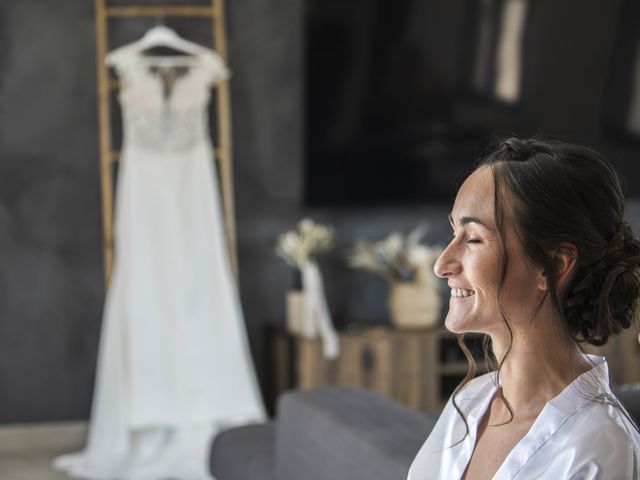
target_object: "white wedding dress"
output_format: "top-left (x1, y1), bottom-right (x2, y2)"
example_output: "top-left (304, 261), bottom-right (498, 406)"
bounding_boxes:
top-left (55, 35), bottom-right (265, 480)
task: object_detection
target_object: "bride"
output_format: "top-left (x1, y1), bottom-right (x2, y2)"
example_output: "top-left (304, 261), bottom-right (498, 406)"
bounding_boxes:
top-left (409, 137), bottom-right (640, 479)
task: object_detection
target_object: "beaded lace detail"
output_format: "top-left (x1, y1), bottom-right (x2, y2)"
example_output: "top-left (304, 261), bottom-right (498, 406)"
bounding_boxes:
top-left (108, 46), bottom-right (228, 153)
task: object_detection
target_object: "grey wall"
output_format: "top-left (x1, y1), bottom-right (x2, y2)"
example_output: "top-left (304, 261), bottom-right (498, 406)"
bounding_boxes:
top-left (0, 1), bottom-right (104, 423)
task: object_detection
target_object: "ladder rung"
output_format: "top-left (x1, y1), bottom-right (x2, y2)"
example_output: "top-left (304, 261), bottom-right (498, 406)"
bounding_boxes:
top-left (108, 78), bottom-right (226, 91)
top-left (106, 6), bottom-right (216, 17)
top-left (110, 148), bottom-right (222, 161)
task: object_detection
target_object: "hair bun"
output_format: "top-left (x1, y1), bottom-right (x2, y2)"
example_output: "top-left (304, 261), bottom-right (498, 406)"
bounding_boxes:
top-left (496, 137), bottom-right (553, 161)
top-left (565, 221), bottom-right (640, 346)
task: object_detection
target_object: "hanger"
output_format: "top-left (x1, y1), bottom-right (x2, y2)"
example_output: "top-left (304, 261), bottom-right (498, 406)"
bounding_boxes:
top-left (138, 26), bottom-right (203, 56)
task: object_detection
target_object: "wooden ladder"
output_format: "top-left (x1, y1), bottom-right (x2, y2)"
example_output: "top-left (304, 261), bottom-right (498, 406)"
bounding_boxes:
top-left (94, 0), bottom-right (238, 285)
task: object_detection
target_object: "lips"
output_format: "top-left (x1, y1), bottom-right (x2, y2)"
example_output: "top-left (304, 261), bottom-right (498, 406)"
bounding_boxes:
top-left (450, 287), bottom-right (475, 298)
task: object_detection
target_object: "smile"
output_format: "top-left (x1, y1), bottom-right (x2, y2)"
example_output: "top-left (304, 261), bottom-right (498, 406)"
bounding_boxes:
top-left (451, 288), bottom-right (475, 298)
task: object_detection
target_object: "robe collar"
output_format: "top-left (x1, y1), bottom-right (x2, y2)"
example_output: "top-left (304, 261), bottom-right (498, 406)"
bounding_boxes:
top-left (452, 354), bottom-right (610, 478)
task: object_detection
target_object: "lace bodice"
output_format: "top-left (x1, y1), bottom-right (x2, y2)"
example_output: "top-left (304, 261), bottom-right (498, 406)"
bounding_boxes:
top-left (107, 45), bottom-right (229, 153)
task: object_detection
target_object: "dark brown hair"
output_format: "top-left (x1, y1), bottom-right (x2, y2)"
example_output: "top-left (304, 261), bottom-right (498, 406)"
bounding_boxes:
top-left (450, 136), bottom-right (640, 438)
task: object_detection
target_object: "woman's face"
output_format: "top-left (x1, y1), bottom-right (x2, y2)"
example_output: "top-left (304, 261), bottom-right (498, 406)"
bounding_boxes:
top-left (434, 166), bottom-right (545, 335)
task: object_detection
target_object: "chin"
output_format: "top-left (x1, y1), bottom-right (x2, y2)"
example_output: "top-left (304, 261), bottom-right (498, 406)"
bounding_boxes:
top-left (444, 313), bottom-right (469, 334)
top-left (444, 312), bottom-right (489, 336)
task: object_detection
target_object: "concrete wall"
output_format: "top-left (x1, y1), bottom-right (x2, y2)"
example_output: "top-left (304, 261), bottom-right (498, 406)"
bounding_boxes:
top-left (0, 1), bottom-right (104, 423)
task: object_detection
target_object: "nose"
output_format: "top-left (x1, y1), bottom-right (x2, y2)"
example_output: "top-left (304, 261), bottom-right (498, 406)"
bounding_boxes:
top-left (434, 240), bottom-right (460, 279)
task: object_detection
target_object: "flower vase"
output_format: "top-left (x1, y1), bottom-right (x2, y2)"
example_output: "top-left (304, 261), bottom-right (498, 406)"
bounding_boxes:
top-left (285, 269), bottom-right (318, 338)
top-left (388, 278), bottom-right (441, 329)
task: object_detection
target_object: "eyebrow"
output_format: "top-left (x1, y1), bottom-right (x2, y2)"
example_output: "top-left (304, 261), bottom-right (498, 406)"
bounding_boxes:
top-left (448, 214), bottom-right (491, 230)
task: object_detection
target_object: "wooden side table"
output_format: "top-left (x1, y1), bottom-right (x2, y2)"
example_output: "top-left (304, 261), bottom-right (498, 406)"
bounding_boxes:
top-left (268, 325), bottom-right (486, 413)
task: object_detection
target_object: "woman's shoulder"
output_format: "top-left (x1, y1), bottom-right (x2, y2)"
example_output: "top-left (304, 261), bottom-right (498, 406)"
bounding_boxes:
top-left (574, 397), bottom-right (640, 440)
top-left (554, 395), bottom-right (640, 467)
top-left (547, 400), bottom-right (640, 476)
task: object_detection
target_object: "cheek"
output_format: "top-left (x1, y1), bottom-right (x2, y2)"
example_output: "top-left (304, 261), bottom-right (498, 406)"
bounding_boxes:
top-left (499, 263), bottom-right (545, 319)
top-left (467, 253), bottom-right (499, 293)
top-left (504, 260), bottom-right (538, 293)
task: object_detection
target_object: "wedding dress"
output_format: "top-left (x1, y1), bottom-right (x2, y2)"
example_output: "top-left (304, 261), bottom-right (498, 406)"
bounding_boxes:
top-left (55, 29), bottom-right (265, 480)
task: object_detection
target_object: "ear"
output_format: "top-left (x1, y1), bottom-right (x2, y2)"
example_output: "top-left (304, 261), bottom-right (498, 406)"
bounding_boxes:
top-left (538, 243), bottom-right (578, 292)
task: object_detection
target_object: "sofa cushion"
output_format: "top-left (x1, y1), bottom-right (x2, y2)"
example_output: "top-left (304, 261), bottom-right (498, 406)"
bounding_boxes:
top-left (209, 422), bottom-right (275, 480)
top-left (275, 387), bottom-right (438, 480)
top-left (613, 384), bottom-right (640, 426)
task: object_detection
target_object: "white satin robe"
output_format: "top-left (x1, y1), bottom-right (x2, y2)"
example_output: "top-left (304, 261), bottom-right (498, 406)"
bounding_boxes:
top-left (408, 355), bottom-right (640, 479)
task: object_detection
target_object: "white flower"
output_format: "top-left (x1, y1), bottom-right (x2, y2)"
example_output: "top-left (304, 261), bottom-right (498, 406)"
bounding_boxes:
top-left (382, 233), bottom-right (403, 257)
top-left (276, 218), bottom-right (335, 268)
top-left (348, 242), bottom-right (384, 272)
top-left (299, 218), bottom-right (315, 234)
top-left (407, 245), bottom-right (430, 265)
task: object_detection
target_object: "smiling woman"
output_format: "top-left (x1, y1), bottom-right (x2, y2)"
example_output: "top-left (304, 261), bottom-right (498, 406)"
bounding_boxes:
top-left (408, 137), bottom-right (640, 480)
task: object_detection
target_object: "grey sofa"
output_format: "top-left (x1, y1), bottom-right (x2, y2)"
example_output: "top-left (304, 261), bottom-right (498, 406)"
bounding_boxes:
top-left (209, 385), bottom-right (640, 480)
top-left (210, 387), bottom-right (437, 480)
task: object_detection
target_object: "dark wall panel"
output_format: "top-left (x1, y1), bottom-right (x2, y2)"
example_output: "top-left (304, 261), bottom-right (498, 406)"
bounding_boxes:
top-left (0, 0), bottom-right (104, 422)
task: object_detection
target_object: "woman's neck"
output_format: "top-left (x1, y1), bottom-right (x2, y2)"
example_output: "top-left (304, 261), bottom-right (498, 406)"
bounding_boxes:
top-left (488, 315), bottom-right (591, 420)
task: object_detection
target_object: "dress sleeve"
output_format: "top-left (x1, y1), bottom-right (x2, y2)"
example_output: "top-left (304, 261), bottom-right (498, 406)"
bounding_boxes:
top-left (201, 50), bottom-right (231, 85)
top-left (104, 44), bottom-right (135, 78)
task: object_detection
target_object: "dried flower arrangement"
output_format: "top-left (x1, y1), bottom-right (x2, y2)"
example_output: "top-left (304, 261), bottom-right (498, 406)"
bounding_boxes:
top-left (348, 226), bottom-right (440, 283)
top-left (275, 218), bottom-right (335, 269)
